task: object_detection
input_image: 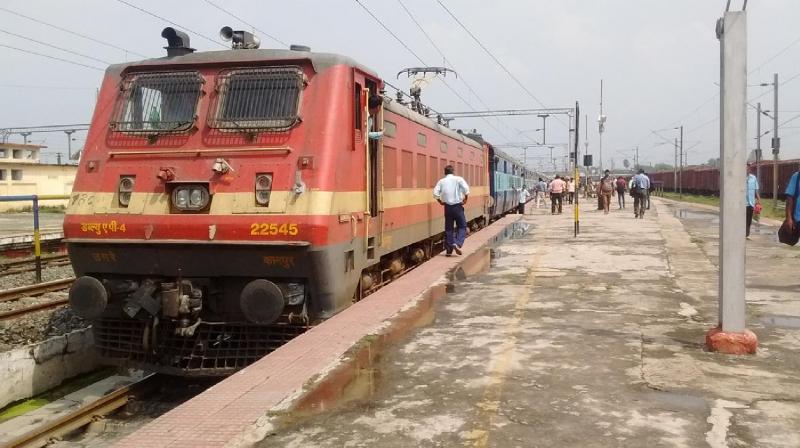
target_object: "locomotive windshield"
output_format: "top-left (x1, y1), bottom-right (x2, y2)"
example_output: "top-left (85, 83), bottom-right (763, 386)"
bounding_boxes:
top-left (110, 71), bottom-right (203, 133)
top-left (208, 66), bottom-right (304, 131)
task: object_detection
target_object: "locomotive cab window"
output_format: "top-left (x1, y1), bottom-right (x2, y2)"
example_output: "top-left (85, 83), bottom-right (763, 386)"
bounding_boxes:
top-left (209, 66), bottom-right (304, 131)
top-left (111, 71), bottom-right (203, 133)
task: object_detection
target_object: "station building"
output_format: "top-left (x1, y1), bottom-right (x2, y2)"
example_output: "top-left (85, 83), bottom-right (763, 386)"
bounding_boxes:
top-left (0, 143), bottom-right (77, 212)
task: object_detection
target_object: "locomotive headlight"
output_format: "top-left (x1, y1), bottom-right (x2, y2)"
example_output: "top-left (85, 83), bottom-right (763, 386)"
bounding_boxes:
top-left (175, 189), bottom-right (189, 207)
top-left (189, 189), bottom-right (204, 206)
top-left (118, 176), bottom-right (135, 207)
top-left (255, 173), bottom-right (273, 206)
top-left (171, 184), bottom-right (209, 211)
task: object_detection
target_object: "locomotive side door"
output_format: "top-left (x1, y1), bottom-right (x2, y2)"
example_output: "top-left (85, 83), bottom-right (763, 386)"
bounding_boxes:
top-left (353, 70), bottom-right (383, 256)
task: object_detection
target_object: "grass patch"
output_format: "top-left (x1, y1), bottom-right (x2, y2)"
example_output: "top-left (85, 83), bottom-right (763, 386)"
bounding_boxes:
top-left (661, 192), bottom-right (787, 221)
top-left (0, 367), bottom-right (116, 423)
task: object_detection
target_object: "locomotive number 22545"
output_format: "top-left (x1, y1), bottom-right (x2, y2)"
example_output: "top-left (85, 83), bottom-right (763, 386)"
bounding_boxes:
top-left (249, 223), bottom-right (299, 236)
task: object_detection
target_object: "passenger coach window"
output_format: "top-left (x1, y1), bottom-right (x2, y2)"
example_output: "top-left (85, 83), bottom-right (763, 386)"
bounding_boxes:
top-left (111, 71), bottom-right (203, 133)
top-left (209, 67), bottom-right (304, 131)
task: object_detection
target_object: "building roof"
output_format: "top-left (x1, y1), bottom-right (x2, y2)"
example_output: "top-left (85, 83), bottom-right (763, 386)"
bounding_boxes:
top-left (0, 143), bottom-right (47, 150)
top-left (0, 161), bottom-right (77, 168)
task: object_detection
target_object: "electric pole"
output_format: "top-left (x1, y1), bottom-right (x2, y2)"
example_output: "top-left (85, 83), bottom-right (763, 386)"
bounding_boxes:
top-left (598, 79), bottom-right (605, 173)
top-left (772, 73), bottom-right (780, 210)
top-left (64, 130), bottom-right (75, 160)
top-left (756, 102), bottom-right (762, 182)
top-left (538, 114), bottom-right (549, 145)
top-left (679, 125), bottom-right (684, 199)
top-left (674, 137), bottom-right (678, 191)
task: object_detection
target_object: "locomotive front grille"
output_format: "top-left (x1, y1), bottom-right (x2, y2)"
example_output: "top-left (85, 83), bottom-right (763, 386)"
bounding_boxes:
top-left (93, 318), bottom-right (311, 375)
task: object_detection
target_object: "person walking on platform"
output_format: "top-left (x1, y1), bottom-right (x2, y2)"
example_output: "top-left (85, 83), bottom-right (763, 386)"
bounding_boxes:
top-left (632, 169), bottom-right (650, 219)
top-left (535, 178), bottom-right (548, 209)
top-left (433, 165), bottom-right (470, 256)
top-left (549, 175), bottom-right (566, 215)
top-left (597, 170), bottom-right (615, 214)
top-left (566, 177), bottom-right (575, 204)
top-left (517, 187), bottom-right (530, 214)
top-left (746, 165), bottom-right (761, 239)
top-left (616, 175), bottom-right (627, 209)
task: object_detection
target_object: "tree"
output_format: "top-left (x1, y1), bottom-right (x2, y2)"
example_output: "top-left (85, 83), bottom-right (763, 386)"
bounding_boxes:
top-left (623, 159), bottom-right (630, 168)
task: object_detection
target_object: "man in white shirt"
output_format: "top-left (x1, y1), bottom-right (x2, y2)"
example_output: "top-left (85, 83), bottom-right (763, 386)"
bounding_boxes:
top-left (433, 165), bottom-right (470, 256)
top-left (367, 95), bottom-right (384, 140)
top-left (632, 169), bottom-right (651, 219)
top-left (517, 187), bottom-right (530, 214)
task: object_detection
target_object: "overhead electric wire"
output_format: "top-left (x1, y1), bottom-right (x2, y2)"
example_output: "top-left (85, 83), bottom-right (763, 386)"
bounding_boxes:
top-left (0, 6), bottom-right (148, 58)
top-left (435, 0), bottom-right (562, 125)
top-left (0, 28), bottom-right (111, 65)
top-left (396, 0), bottom-right (523, 143)
top-left (353, 0), bottom-right (427, 64)
top-left (201, 0), bottom-right (288, 47)
top-left (0, 43), bottom-right (104, 71)
top-left (113, 0), bottom-right (227, 49)
top-left (648, 26), bottom-right (800, 151)
top-left (352, 0), bottom-right (511, 142)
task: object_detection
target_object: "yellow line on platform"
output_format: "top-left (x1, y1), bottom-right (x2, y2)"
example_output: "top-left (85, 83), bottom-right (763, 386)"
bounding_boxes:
top-left (466, 217), bottom-right (548, 448)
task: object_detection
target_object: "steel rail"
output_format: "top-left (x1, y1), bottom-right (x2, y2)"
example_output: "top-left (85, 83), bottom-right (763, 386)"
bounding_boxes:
top-left (0, 298), bottom-right (70, 320)
top-left (5, 374), bottom-right (161, 448)
top-left (1, 254), bottom-right (71, 275)
top-left (0, 277), bottom-right (75, 303)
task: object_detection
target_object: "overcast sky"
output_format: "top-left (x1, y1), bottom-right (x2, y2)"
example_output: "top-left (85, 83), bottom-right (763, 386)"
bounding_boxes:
top-left (1, 0), bottom-right (799, 170)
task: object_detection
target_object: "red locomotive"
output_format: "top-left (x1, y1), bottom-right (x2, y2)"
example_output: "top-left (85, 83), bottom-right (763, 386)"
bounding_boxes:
top-left (65, 28), bottom-right (524, 375)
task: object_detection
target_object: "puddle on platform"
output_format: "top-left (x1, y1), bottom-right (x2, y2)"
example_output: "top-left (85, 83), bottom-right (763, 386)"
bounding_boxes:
top-left (267, 220), bottom-right (530, 440)
top-left (492, 221), bottom-right (532, 242)
top-left (674, 209), bottom-right (719, 223)
top-left (760, 315), bottom-right (800, 329)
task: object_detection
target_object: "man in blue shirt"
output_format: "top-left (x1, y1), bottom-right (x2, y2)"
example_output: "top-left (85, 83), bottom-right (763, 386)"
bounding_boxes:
top-left (785, 170), bottom-right (800, 235)
top-left (632, 169), bottom-right (650, 219)
top-left (745, 166), bottom-right (760, 239)
top-left (433, 165), bottom-right (470, 256)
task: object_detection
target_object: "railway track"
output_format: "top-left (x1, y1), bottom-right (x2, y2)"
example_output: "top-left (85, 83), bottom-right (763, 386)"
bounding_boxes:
top-left (0, 277), bottom-right (75, 320)
top-left (0, 253), bottom-right (71, 276)
top-left (4, 374), bottom-right (161, 448)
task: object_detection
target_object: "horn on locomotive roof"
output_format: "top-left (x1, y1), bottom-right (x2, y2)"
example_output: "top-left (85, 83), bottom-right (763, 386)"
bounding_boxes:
top-left (161, 27), bottom-right (195, 57)
top-left (220, 26), bottom-right (261, 49)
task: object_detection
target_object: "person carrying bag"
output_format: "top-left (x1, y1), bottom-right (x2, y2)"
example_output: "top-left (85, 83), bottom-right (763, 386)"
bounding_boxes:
top-left (778, 170), bottom-right (800, 246)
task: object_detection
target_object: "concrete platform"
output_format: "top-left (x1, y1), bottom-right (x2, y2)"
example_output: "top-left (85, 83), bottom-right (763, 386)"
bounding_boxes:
top-left (115, 215), bottom-right (523, 448)
top-left (260, 198), bottom-right (800, 447)
top-left (0, 212), bottom-right (64, 237)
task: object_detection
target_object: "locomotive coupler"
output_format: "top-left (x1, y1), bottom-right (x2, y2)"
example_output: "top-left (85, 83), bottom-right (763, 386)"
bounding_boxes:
top-left (159, 279), bottom-right (203, 336)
